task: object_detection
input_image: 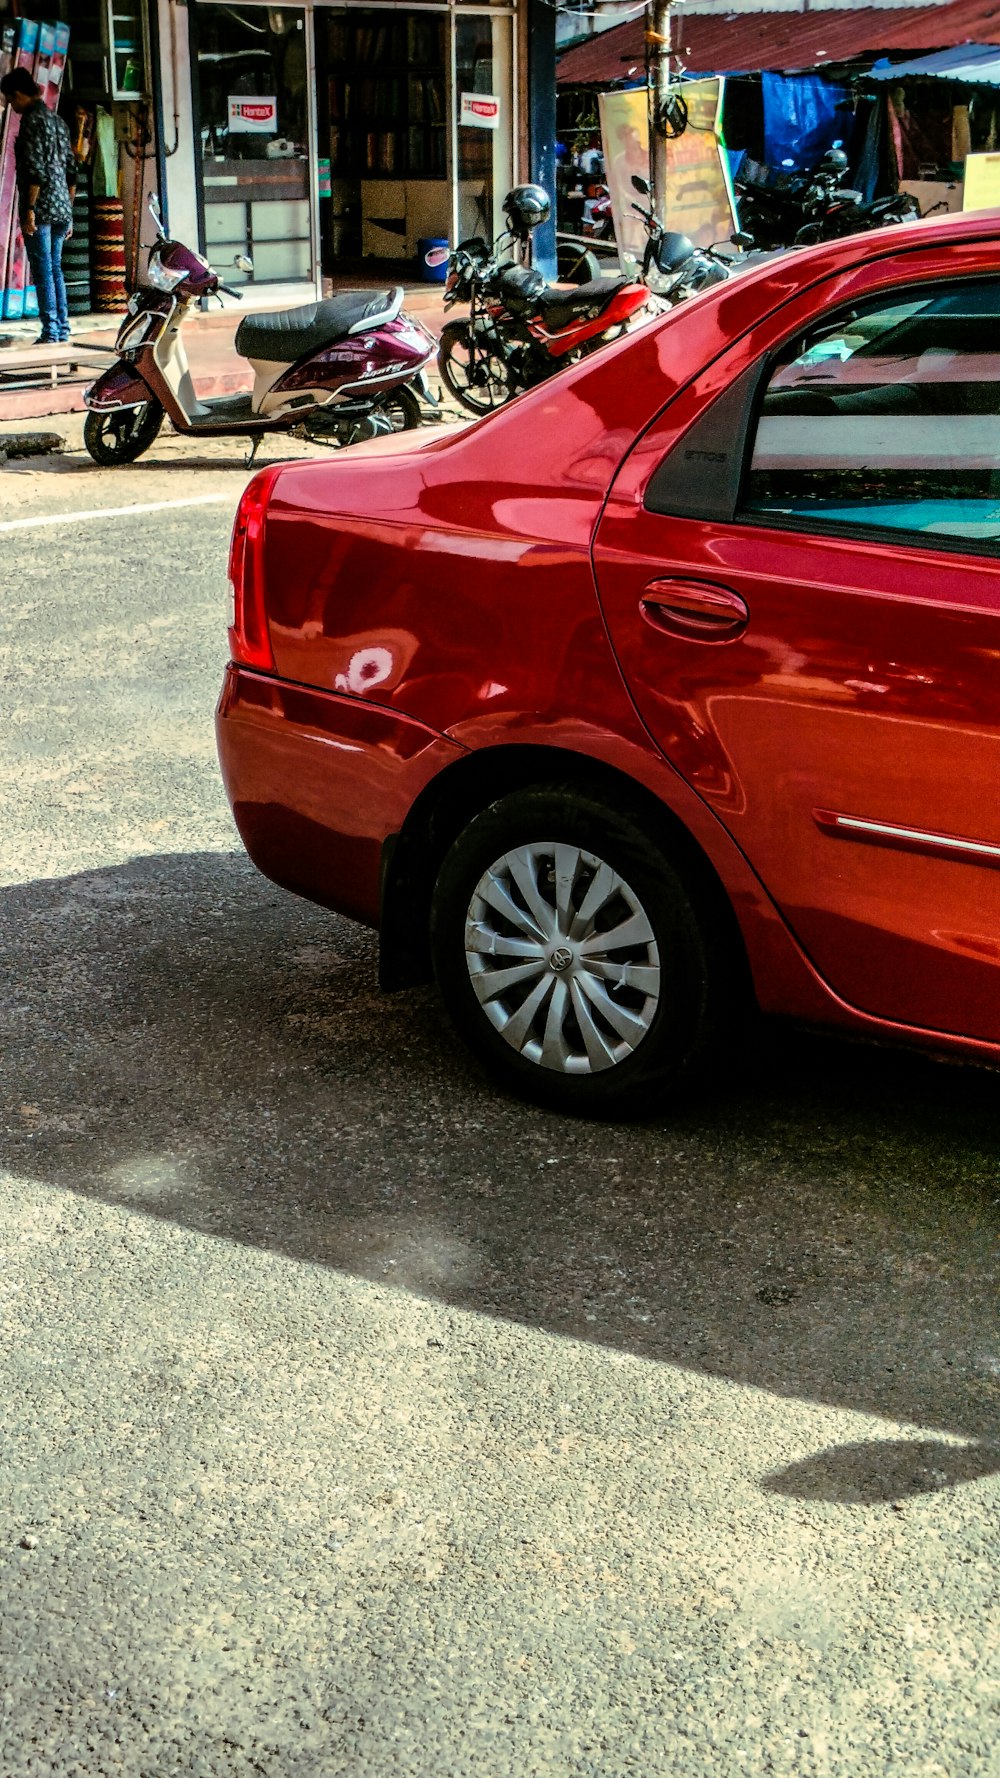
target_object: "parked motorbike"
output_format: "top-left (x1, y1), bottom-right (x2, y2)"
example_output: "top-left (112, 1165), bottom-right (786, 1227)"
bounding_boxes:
top-left (628, 174), bottom-right (737, 304)
top-left (83, 195), bottom-right (436, 466)
top-left (437, 184), bottom-right (653, 415)
top-left (734, 149), bottom-right (921, 251)
top-left (581, 180), bottom-right (615, 246)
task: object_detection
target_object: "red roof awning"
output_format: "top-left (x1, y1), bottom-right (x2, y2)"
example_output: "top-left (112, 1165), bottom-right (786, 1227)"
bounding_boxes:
top-left (557, 0), bottom-right (1000, 87)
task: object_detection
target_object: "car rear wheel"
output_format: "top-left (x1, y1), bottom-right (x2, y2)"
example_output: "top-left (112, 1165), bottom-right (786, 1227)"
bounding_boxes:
top-left (430, 786), bottom-right (725, 1116)
top-left (84, 399), bottom-right (164, 466)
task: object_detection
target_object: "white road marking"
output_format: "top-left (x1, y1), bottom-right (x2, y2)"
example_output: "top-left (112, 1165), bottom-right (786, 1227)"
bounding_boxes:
top-left (0, 494), bottom-right (230, 534)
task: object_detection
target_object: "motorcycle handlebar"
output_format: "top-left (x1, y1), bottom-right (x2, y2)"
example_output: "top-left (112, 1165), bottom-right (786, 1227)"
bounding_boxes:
top-left (218, 284), bottom-right (243, 300)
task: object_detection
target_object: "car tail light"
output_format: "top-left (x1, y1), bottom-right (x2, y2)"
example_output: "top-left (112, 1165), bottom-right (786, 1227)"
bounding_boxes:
top-left (228, 469), bottom-right (275, 672)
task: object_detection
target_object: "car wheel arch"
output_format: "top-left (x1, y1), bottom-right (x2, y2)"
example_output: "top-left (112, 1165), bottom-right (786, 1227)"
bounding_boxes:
top-left (377, 741), bottom-right (754, 1004)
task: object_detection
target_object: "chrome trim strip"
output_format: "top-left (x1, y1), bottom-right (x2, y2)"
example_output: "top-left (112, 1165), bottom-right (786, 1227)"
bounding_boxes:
top-left (348, 286), bottom-right (403, 334)
top-left (815, 809), bottom-right (1000, 864)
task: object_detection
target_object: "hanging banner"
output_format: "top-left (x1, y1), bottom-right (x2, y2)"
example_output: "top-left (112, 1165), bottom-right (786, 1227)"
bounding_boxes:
top-left (600, 78), bottom-right (737, 267)
top-left (228, 96), bottom-right (277, 134)
top-left (460, 93), bottom-right (500, 131)
top-left (963, 152), bottom-right (1000, 212)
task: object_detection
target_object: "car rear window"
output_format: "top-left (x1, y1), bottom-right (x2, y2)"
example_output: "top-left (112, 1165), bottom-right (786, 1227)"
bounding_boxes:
top-left (742, 279), bottom-right (1000, 546)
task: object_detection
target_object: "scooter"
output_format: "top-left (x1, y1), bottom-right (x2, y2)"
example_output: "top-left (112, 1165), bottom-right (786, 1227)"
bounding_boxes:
top-left (83, 195), bottom-right (436, 466)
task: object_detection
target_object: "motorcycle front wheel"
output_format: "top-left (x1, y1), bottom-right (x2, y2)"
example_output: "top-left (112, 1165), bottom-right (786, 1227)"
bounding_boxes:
top-left (84, 399), bottom-right (164, 466)
top-left (438, 320), bottom-right (511, 415)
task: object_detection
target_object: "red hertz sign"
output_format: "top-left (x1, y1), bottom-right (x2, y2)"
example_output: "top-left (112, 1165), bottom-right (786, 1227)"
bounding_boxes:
top-left (228, 96), bottom-right (278, 132)
top-left (460, 93), bottom-right (500, 129)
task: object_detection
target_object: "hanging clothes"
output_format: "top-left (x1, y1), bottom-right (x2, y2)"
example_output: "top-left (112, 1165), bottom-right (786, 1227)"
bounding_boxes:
top-left (850, 98), bottom-right (884, 202)
top-left (92, 106), bottom-right (118, 199)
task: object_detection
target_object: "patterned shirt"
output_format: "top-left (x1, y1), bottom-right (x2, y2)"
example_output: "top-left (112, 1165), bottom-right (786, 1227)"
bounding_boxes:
top-left (14, 102), bottom-right (76, 228)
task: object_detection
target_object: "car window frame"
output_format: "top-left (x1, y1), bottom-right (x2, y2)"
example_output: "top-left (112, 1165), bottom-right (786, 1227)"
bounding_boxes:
top-left (643, 267), bottom-right (1000, 563)
top-left (738, 272), bottom-right (1000, 560)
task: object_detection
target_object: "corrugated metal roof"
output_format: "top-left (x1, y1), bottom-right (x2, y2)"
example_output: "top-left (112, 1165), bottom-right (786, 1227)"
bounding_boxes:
top-left (557, 0), bottom-right (1000, 86)
top-left (870, 42), bottom-right (1000, 81)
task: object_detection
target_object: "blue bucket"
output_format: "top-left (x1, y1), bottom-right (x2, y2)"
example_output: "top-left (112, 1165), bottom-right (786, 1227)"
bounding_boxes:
top-left (418, 237), bottom-right (449, 284)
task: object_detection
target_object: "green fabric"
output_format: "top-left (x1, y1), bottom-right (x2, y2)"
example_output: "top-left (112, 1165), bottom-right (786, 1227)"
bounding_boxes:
top-left (92, 107), bottom-right (117, 199)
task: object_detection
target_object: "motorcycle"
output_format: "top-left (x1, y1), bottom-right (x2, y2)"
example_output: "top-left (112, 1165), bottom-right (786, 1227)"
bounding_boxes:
top-left (628, 174), bottom-right (737, 304)
top-left (437, 194), bottom-right (653, 416)
top-left (83, 194), bottom-right (436, 467)
top-left (581, 180), bottom-right (615, 246)
top-left (734, 149), bottom-right (921, 251)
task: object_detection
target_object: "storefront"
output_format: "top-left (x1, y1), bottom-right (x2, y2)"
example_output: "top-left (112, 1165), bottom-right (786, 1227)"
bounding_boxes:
top-left (180, 0), bottom-right (521, 295)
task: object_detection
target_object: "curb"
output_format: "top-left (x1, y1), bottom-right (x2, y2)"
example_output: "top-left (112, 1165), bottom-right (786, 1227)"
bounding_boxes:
top-left (0, 429), bottom-right (65, 460)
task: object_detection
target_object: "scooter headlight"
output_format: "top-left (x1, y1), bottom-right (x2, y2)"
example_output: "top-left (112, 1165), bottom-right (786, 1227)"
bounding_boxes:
top-left (145, 253), bottom-right (187, 293)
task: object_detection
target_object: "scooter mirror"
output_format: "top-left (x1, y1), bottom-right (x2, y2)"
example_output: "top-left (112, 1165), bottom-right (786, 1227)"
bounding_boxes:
top-left (631, 174), bottom-right (650, 196)
top-left (234, 253), bottom-right (254, 273)
top-left (423, 246), bottom-right (450, 268)
top-left (731, 231), bottom-right (755, 249)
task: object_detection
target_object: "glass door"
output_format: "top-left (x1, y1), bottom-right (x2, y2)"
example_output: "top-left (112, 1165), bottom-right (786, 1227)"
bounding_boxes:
top-left (315, 6), bottom-right (451, 276)
top-left (454, 10), bottom-right (514, 246)
top-left (193, 4), bottom-right (312, 286)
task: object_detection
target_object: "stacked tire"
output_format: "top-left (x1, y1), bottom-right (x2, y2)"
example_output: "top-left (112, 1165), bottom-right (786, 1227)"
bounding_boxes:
top-left (91, 195), bottom-right (127, 312)
top-left (63, 165), bottom-right (91, 316)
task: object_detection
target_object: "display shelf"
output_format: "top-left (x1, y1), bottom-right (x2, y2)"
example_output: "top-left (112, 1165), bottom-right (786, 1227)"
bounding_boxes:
top-left (105, 0), bottom-right (147, 97)
top-left (327, 12), bottom-right (448, 181)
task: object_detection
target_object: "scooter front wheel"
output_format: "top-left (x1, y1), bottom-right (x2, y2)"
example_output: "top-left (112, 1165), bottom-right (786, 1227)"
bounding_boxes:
top-left (84, 400), bottom-right (164, 467)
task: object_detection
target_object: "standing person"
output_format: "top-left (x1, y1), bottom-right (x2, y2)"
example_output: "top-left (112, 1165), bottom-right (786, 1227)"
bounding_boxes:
top-left (0, 67), bottom-right (76, 345)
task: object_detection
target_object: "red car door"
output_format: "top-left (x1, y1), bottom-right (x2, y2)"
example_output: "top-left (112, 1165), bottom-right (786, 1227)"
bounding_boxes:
top-left (593, 263), bottom-right (1000, 1042)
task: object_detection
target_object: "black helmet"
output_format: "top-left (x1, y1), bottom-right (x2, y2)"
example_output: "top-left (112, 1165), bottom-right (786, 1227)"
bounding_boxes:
top-left (818, 146), bottom-right (848, 177)
top-left (503, 184), bottom-right (551, 240)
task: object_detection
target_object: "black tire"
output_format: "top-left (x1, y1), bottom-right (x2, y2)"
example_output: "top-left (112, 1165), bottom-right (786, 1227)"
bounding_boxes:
top-left (438, 319), bottom-right (510, 415)
top-left (381, 383), bottom-right (422, 431)
top-left (83, 399), bottom-right (164, 466)
top-left (300, 383), bottom-right (423, 447)
top-left (430, 785), bottom-right (730, 1118)
top-left (557, 242), bottom-right (602, 285)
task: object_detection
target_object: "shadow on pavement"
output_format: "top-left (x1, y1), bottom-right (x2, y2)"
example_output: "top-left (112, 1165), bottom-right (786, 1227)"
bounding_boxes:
top-left (2, 850), bottom-right (998, 1495)
top-left (763, 1437), bottom-right (1000, 1503)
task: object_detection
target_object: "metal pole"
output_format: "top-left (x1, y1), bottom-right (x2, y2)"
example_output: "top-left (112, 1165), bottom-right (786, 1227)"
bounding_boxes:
top-left (647, 0), bottom-right (671, 220)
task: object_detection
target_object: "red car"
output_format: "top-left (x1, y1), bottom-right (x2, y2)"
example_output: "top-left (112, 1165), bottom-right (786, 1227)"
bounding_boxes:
top-left (217, 210), bottom-right (1000, 1116)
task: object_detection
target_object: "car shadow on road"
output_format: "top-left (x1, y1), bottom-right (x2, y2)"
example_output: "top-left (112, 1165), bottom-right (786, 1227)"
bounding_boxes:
top-left (2, 850), bottom-right (998, 1499)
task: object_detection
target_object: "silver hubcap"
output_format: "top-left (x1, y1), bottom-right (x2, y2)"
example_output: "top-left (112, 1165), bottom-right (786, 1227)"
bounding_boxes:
top-left (464, 842), bottom-right (661, 1075)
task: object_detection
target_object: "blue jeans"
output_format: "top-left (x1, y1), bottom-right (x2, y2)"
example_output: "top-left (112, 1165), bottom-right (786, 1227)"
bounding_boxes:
top-left (24, 222), bottom-right (69, 342)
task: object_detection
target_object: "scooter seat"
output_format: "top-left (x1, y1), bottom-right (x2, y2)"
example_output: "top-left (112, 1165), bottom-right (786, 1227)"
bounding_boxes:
top-left (236, 288), bottom-right (402, 364)
top-left (536, 277), bottom-right (631, 331)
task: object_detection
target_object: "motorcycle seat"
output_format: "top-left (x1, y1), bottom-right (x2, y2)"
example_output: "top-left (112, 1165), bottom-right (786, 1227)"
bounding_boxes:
top-left (236, 287), bottom-right (403, 363)
top-left (535, 277), bottom-right (632, 331)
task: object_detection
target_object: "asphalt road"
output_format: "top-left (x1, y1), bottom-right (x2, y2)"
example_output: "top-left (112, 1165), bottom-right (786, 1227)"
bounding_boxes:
top-left (1, 426), bottom-right (998, 1778)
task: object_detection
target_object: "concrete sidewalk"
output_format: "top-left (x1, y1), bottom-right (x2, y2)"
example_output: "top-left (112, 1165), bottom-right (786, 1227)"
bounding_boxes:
top-left (0, 283), bottom-right (450, 422)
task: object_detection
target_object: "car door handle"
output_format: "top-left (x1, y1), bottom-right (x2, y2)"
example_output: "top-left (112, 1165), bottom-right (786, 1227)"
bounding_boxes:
top-left (639, 578), bottom-right (749, 641)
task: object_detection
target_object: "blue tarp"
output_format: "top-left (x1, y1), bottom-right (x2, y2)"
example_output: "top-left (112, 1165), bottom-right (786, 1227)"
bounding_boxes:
top-left (762, 72), bottom-right (852, 170)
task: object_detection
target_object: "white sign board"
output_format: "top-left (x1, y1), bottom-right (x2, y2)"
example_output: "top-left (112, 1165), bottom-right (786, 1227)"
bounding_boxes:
top-left (228, 96), bottom-right (277, 134)
top-left (460, 92), bottom-right (500, 131)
